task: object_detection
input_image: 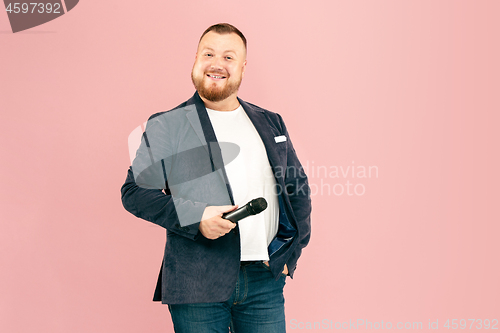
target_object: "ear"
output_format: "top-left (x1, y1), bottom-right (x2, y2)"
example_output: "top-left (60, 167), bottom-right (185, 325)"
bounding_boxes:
top-left (241, 60), bottom-right (247, 77)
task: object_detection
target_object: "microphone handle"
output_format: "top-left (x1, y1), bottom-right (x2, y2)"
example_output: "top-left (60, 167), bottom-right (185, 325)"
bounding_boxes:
top-left (222, 206), bottom-right (251, 223)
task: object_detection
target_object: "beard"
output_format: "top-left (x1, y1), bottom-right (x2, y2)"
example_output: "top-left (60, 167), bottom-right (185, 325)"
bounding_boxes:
top-left (191, 70), bottom-right (242, 102)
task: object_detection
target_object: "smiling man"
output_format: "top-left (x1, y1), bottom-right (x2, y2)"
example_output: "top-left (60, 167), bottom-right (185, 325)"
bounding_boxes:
top-left (191, 30), bottom-right (245, 110)
top-left (121, 23), bottom-right (312, 333)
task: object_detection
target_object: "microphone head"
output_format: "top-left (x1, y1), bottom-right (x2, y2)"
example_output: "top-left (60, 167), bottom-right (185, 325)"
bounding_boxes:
top-left (247, 197), bottom-right (268, 215)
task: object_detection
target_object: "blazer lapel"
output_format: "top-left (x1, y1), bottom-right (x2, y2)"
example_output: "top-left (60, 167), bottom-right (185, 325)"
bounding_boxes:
top-left (185, 92), bottom-right (236, 204)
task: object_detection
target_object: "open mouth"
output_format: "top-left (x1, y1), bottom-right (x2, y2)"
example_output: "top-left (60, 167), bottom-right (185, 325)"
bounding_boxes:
top-left (206, 73), bottom-right (227, 80)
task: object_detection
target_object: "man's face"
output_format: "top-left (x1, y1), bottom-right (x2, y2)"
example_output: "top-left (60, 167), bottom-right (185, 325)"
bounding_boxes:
top-left (191, 31), bottom-right (247, 103)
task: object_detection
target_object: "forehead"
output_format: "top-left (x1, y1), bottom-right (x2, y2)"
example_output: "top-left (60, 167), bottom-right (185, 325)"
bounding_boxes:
top-left (197, 31), bottom-right (246, 55)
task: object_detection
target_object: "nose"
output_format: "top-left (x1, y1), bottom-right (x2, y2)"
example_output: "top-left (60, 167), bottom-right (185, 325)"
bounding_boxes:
top-left (209, 55), bottom-right (224, 71)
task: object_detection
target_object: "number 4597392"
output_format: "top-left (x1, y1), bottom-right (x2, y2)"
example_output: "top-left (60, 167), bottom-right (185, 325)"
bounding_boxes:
top-left (5, 3), bottom-right (61, 14)
top-left (443, 319), bottom-right (498, 329)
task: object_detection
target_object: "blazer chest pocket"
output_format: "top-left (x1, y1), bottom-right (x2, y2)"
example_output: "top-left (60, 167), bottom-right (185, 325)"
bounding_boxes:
top-left (273, 138), bottom-right (288, 164)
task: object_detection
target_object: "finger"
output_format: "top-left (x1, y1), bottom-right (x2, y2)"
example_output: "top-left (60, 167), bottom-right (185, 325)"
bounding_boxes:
top-left (221, 204), bottom-right (238, 213)
top-left (212, 217), bottom-right (236, 230)
top-left (216, 223), bottom-right (235, 236)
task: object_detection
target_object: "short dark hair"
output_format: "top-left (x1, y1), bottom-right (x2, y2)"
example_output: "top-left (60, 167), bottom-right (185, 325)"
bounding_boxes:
top-left (199, 23), bottom-right (247, 51)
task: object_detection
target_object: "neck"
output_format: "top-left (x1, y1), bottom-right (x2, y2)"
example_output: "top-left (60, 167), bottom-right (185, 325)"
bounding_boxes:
top-left (199, 94), bottom-right (240, 111)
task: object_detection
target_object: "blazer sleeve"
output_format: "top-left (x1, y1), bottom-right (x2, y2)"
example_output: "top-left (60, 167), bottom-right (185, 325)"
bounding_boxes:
top-left (120, 115), bottom-right (207, 240)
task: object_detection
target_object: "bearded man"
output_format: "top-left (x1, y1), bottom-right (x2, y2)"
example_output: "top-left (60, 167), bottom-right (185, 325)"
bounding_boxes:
top-left (121, 23), bottom-right (311, 333)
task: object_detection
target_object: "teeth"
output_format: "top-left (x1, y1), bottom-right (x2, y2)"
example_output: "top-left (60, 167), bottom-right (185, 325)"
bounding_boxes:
top-left (208, 74), bottom-right (224, 79)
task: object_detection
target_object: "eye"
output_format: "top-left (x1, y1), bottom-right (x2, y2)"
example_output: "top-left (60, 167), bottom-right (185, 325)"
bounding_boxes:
top-left (225, 56), bottom-right (233, 60)
top-left (205, 53), bottom-right (213, 57)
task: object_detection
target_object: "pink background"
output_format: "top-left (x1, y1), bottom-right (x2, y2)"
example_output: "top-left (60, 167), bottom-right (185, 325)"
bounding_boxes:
top-left (1, 0), bottom-right (499, 332)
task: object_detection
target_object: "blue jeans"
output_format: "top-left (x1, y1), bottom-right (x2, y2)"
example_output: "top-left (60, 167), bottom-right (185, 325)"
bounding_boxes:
top-left (168, 261), bottom-right (287, 333)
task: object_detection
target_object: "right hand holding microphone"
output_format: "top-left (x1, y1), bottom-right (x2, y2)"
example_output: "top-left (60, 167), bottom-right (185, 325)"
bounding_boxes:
top-left (199, 205), bottom-right (238, 239)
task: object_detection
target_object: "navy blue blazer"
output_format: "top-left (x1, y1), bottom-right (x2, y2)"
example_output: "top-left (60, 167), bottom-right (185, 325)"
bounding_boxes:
top-left (121, 92), bottom-right (311, 304)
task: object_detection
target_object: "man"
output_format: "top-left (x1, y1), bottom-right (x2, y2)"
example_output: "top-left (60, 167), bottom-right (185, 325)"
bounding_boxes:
top-left (121, 23), bottom-right (311, 333)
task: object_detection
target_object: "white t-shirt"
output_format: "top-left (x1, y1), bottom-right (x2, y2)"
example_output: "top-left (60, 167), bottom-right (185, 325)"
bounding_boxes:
top-left (206, 105), bottom-right (279, 261)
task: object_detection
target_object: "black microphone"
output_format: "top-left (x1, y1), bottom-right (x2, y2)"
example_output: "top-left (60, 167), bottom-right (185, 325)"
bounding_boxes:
top-left (222, 197), bottom-right (268, 223)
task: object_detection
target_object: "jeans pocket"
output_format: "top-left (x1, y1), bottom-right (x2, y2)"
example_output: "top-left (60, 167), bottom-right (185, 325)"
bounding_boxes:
top-left (261, 262), bottom-right (287, 278)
